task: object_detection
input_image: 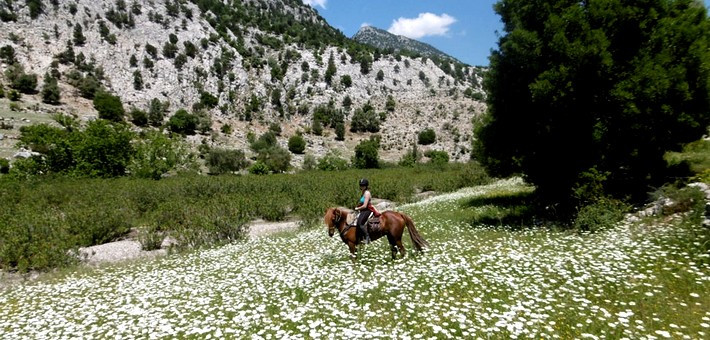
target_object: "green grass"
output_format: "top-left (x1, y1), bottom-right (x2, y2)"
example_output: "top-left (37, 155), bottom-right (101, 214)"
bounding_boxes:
top-left (1, 177), bottom-right (707, 338)
top-left (0, 163), bottom-right (489, 271)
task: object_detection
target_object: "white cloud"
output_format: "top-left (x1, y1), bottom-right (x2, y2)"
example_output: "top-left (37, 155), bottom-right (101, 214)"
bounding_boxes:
top-left (302, 0), bottom-right (327, 9)
top-left (388, 13), bottom-right (457, 39)
top-left (360, 22), bottom-right (372, 28)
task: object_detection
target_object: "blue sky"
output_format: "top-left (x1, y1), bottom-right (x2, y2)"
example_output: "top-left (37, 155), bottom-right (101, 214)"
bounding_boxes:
top-left (304, 0), bottom-right (710, 67)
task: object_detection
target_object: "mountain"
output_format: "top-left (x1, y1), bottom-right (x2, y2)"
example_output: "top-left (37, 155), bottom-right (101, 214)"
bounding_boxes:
top-left (353, 26), bottom-right (460, 63)
top-left (0, 0), bottom-right (486, 166)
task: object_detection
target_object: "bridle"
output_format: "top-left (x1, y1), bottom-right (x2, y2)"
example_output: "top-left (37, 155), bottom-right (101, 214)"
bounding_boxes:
top-left (332, 209), bottom-right (354, 239)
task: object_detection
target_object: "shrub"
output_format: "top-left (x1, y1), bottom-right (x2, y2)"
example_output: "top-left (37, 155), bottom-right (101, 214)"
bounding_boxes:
top-left (206, 148), bottom-right (248, 175)
top-left (340, 74), bottom-right (352, 88)
top-left (302, 154), bottom-right (317, 170)
top-left (335, 122), bottom-right (345, 141)
top-left (350, 107), bottom-right (380, 133)
top-left (200, 92), bottom-right (219, 108)
top-left (8, 90), bottom-right (20, 101)
top-left (130, 108), bottom-right (148, 126)
top-left (148, 98), bottom-right (166, 126)
top-left (250, 131), bottom-right (277, 153)
top-left (93, 91), bottom-right (125, 122)
top-left (221, 124), bottom-right (232, 134)
top-left (269, 122), bottom-right (282, 136)
top-left (311, 119), bottom-right (323, 136)
top-left (41, 74), bottom-right (61, 105)
top-left (288, 134), bottom-right (306, 154)
top-left (128, 131), bottom-right (196, 179)
top-left (376, 69), bottom-right (384, 81)
top-left (78, 75), bottom-right (101, 99)
top-left (73, 120), bottom-right (134, 177)
top-left (249, 161), bottom-right (269, 175)
top-left (353, 137), bottom-right (380, 169)
top-left (133, 70), bottom-right (143, 90)
top-left (167, 109), bottom-right (198, 135)
top-left (418, 128), bottom-right (436, 145)
top-left (0, 158), bottom-right (9, 174)
top-left (257, 146), bottom-right (291, 173)
top-left (317, 151), bottom-right (349, 171)
top-left (163, 42), bottom-right (178, 58)
top-left (425, 150), bottom-right (449, 166)
top-left (573, 198), bottom-right (628, 233)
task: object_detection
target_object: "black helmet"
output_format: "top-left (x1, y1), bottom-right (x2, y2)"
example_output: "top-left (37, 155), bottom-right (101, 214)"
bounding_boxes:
top-left (359, 178), bottom-right (369, 187)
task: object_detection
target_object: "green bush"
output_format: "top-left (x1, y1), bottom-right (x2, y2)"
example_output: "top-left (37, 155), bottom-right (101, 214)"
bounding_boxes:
top-left (349, 107), bottom-right (380, 133)
top-left (335, 122), bottom-right (345, 141)
top-left (418, 128), bottom-right (436, 145)
top-left (573, 198), bottom-right (628, 233)
top-left (250, 131), bottom-right (277, 153)
top-left (318, 151), bottom-right (349, 171)
top-left (425, 150), bottom-right (449, 166)
top-left (288, 134), bottom-right (306, 154)
top-left (340, 75), bottom-right (352, 88)
top-left (200, 92), bottom-right (219, 109)
top-left (0, 158), bottom-right (9, 174)
top-left (302, 154), bottom-right (317, 171)
top-left (257, 146), bottom-right (291, 173)
top-left (130, 108), bottom-right (148, 126)
top-left (167, 109), bottom-right (198, 135)
top-left (206, 148), bottom-right (248, 175)
top-left (353, 137), bottom-right (380, 169)
top-left (249, 161), bottom-right (270, 175)
top-left (41, 74), bottom-right (61, 105)
top-left (128, 131), bottom-right (196, 179)
top-left (93, 91), bottom-right (125, 122)
top-left (8, 90), bottom-right (20, 101)
top-left (78, 75), bottom-right (101, 99)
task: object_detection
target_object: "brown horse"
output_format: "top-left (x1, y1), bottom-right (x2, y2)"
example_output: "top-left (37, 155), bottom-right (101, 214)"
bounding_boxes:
top-left (324, 208), bottom-right (429, 259)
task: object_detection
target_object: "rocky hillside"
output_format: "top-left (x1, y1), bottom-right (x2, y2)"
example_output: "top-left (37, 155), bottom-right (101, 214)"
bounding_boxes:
top-left (353, 25), bottom-right (458, 63)
top-left (0, 0), bottom-right (486, 165)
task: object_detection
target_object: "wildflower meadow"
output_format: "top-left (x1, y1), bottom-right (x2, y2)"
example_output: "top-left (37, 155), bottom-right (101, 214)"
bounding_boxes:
top-left (1, 178), bottom-right (708, 339)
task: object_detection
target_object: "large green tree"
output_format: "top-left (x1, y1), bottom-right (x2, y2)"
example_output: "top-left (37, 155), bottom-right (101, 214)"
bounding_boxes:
top-left (476, 0), bottom-right (710, 208)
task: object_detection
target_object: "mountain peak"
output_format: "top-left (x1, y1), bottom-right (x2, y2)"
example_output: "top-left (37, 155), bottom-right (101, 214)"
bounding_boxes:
top-left (353, 25), bottom-right (460, 63)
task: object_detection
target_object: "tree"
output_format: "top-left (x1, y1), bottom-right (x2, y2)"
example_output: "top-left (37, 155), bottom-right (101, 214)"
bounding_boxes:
top-left (335, 122), bottom-right (345, 141)
top-left (133, 70), bottom-right (143, 90)
top-left (385, 95), bottom-right (395, 112)
top-left (340, 75), bottom-right (352, 88)
top-left (41, 73), bottom-right (61, 105)
top-left (167, 109), bottom-right (198, 135)
top-left (288, 134), bottom-right (306, 154)
top-left (418, 128), bottom-right (436, 145)
top-left (475, 0), bottom-right (710, 210)
top-left (376, 69), bottom-right (384, 81)
top-left (73, 24), bottom-right (86, 46)
top-left (353, 136), bottom-right (379, 169)
top-left (130, 108), bottom-right (148, 126)
top-left (148, 98), bottom-right (165, 126)
top-left (350, 105), bottom-right (380, 133)
top-left (93, 91), bottom-right (125, 122)
top-left (324, 52), bottom-right (336, 85)
top-left (206, 148), bottom-right (248, 175)
top-left (26, 0), bottom-right (44, 19)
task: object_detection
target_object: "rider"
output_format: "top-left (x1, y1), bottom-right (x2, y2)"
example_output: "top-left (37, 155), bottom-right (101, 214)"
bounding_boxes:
top-left (354, 178), bottom-right (377, 244)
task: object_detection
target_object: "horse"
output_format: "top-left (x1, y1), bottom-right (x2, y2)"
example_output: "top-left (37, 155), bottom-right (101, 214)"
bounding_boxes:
top-left (324, 207), bottom-right (429, 259)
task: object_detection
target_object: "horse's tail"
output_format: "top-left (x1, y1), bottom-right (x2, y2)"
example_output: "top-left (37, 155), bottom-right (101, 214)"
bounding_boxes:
top-left (399, 212), bottom-right (428, 251)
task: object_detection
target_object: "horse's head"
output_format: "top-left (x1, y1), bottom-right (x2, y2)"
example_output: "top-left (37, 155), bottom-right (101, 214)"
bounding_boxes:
top-left (324, 207), bottom-right (344, 237)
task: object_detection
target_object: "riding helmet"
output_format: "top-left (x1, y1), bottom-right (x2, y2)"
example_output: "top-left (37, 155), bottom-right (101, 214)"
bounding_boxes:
top-left (359, 178), bottom-right (369, 187)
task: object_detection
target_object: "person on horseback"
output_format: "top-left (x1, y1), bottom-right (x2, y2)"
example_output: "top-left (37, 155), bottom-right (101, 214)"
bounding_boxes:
top-left (354, 178), bottom-right (377, 244)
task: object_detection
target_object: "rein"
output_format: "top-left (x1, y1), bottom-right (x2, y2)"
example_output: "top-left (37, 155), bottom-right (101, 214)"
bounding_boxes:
top-left (333, 209), bottom-right (354, 240)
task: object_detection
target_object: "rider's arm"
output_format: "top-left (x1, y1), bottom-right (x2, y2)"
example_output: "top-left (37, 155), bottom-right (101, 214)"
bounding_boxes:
top-left (355, 191), bottom-right (371, 211)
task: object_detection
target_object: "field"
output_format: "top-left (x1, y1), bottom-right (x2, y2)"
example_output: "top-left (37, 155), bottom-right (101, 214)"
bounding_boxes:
top-left (1, 178), bottom-right (708, 338)
top-left (0, 164), bottom-right (488, 271)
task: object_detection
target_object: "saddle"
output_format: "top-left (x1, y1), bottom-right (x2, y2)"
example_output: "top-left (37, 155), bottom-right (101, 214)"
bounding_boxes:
top-left (366, 215), bottom-right (381, 232)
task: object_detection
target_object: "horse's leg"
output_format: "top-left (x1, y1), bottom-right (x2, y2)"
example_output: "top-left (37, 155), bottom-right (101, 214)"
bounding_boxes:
top-left (396, 238), bottom-right (406, 258)
top-left (386, 235), bottom-right (397, 260)
top-left (347, 241), bottom-right (357, 262)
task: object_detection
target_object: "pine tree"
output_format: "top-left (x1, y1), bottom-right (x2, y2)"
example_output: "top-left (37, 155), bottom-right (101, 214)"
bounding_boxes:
top-left (41, 73), bottom-right (61, 105)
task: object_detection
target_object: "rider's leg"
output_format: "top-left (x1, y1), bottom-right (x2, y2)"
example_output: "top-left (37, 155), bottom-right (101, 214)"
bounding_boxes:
top-left (357, 211), bottom-right (371, 243)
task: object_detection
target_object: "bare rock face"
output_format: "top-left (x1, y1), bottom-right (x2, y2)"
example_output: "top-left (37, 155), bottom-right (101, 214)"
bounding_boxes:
top-left (0, 0), bottom-right (486, 163)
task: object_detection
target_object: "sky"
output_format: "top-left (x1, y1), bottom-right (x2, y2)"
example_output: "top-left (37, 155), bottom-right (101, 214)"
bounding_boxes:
top-left (303, 0), bottom-right (710, 67)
